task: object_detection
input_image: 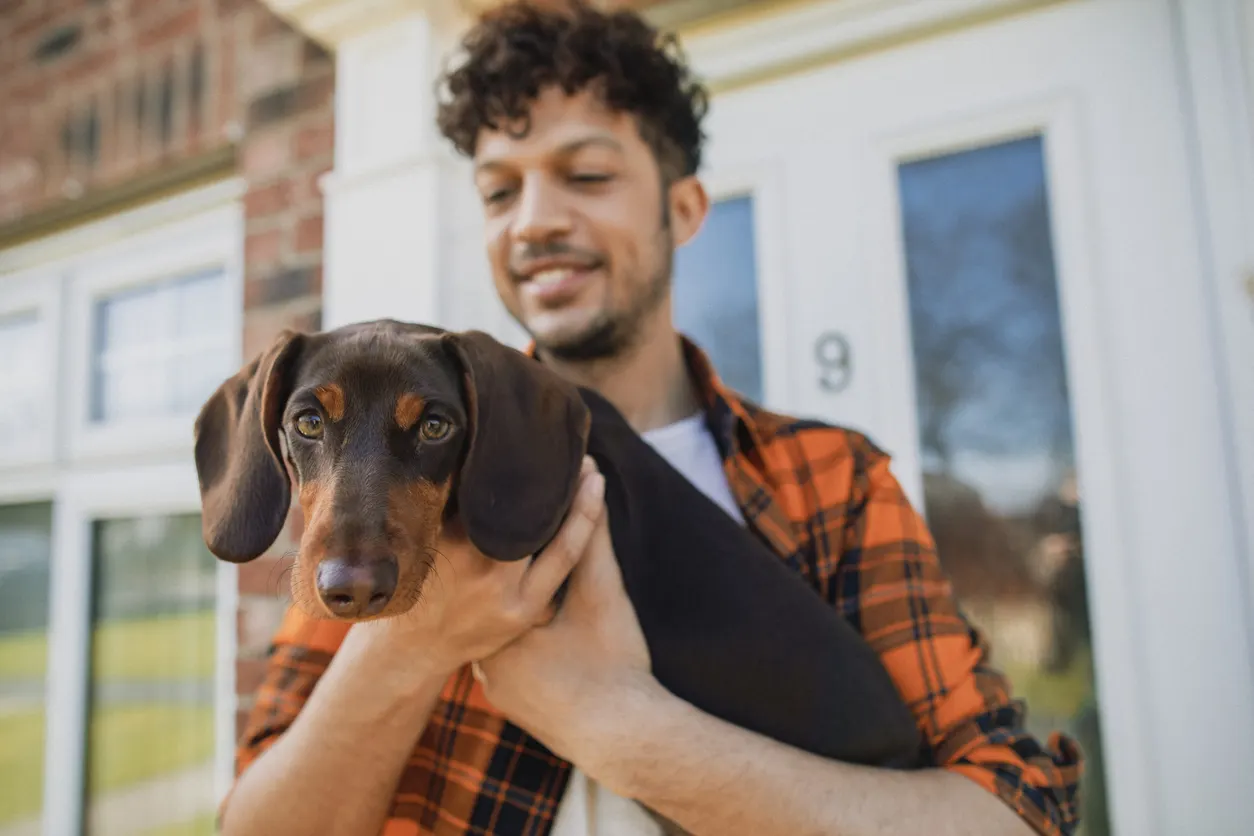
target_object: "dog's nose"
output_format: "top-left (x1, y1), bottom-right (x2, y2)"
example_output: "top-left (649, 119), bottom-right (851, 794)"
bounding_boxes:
top-left (315, 556), bottom-right (398, 618)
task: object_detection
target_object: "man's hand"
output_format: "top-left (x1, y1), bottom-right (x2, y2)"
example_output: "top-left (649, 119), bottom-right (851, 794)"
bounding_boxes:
top-left (342, 455), bottom-right (609, 693)
top-left (473, 476), bottom-right (661, 771)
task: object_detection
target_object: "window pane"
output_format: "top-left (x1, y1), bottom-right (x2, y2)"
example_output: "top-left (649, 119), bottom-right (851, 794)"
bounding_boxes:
top-left (92, 269), bottom-right (232, 423)
top-left (0, 312), bottom-right (47, 455)
top-left (897, 135), bottom-right (1108, 834)
top-left (0, 502), bottom-right (54, 831)
top-left (672, 195), bottom-right (764, 404)
top-left (84, 513), bottom-right (218, 836)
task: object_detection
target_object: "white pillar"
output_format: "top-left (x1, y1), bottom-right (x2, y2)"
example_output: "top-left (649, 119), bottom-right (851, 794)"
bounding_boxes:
top-left (263, 0), bottom-right (473, 331)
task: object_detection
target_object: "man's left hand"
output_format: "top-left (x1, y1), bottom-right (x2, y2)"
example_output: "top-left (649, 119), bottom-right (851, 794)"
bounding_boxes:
top-left (473, 480), bottom-right (661, 773)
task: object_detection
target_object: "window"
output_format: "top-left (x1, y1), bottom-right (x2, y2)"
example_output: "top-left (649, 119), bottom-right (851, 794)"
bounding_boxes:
top-left (0, 179), bottom-right (242, 835)
top-left (896, 135), bottom-right (1108, 833)
top-left (672, 195), bottom-right (765, 404)
top-left (91, 268), bottom-right (232, 424)
top-left (84, 513), bottom-right (219, 836)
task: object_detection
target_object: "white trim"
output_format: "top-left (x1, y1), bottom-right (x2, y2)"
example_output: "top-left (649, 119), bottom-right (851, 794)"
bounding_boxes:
top-left (678, 0), bottom-right (1059, 89)
top-left (0, 179), bottom-right (245, 277)
top-left (858, 91), bottom-right (1157, 835)
top-left (1170, 0), bottom-right (1254, 677)
top-left (693, 163), bottom-right (793, 411)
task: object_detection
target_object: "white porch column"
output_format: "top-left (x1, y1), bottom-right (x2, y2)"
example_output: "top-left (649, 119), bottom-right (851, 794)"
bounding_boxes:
top-left (261, 0), bottom-right (473, 330)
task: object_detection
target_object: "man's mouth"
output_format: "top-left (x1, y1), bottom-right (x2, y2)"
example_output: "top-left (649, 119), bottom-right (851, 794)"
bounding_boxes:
top-left (530, 268), bottom-right (578, 288)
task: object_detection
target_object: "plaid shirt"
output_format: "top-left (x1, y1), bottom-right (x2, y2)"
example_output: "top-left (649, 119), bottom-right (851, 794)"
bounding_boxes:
top-left (234, 338), bottom-right (1082, 835)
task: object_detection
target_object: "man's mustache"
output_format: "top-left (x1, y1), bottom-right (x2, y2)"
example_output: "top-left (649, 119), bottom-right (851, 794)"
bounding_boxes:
top-left (509, 241), bottom-right (602, 276)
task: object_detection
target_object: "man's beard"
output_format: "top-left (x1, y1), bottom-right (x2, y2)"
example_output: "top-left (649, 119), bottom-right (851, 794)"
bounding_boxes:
top-left (537, 239), bottom-right (673, 364)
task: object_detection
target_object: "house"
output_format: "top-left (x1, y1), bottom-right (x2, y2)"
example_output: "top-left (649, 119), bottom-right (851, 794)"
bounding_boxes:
top-left (1, 0), bottom-right (1251, 834)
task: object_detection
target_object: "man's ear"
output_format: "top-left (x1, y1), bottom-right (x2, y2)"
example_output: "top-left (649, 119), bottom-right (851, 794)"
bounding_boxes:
top-left (667, 174), bottom-right (710, 248)
top-left (441, 330), bottom-right (591, 562)
top-left (193, 330), bottom-right (305, 563)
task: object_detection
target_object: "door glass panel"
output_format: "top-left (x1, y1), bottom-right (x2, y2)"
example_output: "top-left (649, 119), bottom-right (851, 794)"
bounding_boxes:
top-left (0, 502), bottom-right (54, 831)
top-left (896, 135), bottom-right (1108, 834)
top-left (84, 513), bottom-right (218, 836)
top-left (672, 194), bottom-right (764, 404)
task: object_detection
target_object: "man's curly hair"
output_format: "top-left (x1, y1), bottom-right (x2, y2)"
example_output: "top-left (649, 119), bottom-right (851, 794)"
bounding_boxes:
top-left (435, 0), bottom-right (709, 181)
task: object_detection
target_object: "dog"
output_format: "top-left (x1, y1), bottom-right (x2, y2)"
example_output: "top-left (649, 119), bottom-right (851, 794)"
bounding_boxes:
top-left (194, 319), bottom-right (924, 829)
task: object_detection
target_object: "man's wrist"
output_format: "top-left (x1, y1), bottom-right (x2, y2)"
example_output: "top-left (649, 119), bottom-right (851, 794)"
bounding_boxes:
top-left (341, 620), bottom-right (459, 699)
top-left (574, 674), bottom-right (679, 793)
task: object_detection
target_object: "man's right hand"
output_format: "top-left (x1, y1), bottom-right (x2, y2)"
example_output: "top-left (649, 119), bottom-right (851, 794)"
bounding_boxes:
top-left (342, 455), bottom-right (608, 688)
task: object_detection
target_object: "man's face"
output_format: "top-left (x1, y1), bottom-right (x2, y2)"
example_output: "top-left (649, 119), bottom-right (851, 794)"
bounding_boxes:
top-left (472, 86), bottom-right (705, 361)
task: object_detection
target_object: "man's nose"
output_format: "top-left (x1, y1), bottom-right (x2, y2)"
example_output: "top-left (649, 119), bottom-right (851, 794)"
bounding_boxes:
top-left (512, 176), bottom-right (572, 243)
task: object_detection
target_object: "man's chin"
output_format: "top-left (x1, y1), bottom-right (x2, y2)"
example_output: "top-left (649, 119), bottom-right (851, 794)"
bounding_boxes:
top-left (529, 320), bottom-right (627, 363)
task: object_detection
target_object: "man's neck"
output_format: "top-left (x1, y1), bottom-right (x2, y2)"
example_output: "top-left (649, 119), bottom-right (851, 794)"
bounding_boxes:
top-left (538, 325), bottom-right (702, 434)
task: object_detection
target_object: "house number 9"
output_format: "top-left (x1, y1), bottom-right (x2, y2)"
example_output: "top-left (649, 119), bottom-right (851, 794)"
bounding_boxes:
top-left (815, 332), bottom-right (853, 393)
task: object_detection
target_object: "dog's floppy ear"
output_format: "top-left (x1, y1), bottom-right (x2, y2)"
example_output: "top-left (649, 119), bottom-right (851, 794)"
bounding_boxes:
top-left (194, 329), bottom-right (305, 563)
top-left (442, 330), bottom-right (591, 562)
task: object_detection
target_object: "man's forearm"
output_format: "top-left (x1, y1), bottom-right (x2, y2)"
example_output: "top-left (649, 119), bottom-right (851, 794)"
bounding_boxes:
top-left (588, 683), bottom-right (1036, 836)
top-left (220, 628), bottom-right (449, 836)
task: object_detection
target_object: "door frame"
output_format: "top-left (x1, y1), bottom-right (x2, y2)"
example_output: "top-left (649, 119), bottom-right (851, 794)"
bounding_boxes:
top-left (675, 0), bottom-right (1254, 831)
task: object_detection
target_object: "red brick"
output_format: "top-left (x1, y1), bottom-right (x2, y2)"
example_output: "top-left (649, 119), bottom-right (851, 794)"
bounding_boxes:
top-left (245, 227), bottom-right (284, 270)
top-left (242, 127), bottom-right (292, 180)
top-left (136, 5), bottom-right (200, 51)
top-left (236, 707), bottom-right (253, 740)
top-left (294, 122), bottom-right (333, 163)
top-left (294, 213), bottom-right (323, 253)
top-left (244, 180), bottom-right (292, 217)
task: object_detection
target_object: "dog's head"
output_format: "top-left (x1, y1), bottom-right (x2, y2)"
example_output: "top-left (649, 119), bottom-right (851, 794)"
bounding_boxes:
top-left (192, 320), bottom-right (591, 621)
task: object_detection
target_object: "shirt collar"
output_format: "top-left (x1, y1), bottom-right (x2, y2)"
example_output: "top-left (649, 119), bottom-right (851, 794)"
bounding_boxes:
top-left (522, 334), bottom-right (765, 462)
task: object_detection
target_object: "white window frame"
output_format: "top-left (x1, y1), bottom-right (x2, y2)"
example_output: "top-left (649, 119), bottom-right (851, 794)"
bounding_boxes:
top-left (43, 462), bottom-right (239, 836)
top-left (0, 178), bottom-right (244, 836)
top-left (64, 202), bottom-right (244, 464)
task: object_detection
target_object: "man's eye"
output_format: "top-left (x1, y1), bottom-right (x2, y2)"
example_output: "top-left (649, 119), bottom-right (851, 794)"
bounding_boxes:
top-left (570, 172), bottom-right (611, 184)
top-left (483, 186), bottom-right (514, 204)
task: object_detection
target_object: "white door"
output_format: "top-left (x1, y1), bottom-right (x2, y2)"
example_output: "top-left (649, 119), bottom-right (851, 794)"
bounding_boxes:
top-left (673, 0), bottom-right (1254, 834)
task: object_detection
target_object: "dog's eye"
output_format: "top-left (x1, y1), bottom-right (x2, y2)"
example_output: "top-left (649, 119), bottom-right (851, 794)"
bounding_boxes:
top-left (419, 416), bottom-right (451, 441)
top-left (295, 413), bottom-right (324, 439)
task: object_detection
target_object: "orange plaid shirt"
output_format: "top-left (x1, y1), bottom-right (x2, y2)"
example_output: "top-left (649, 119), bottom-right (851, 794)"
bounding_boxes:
top-left (235, 338), bottom-right (1082, 835)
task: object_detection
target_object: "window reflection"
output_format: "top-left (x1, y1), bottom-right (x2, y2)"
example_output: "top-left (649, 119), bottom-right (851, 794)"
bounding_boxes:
top-left (0, 502), bottom-right (54, 831)
top-left (672, 195), bottom-right (764, 404)
top-left (92, 269), bottom-right (231, 424)
top-left (897, 135), bottom-right (1108, 834)
top-left (84, 513), bottom-right (218, 836)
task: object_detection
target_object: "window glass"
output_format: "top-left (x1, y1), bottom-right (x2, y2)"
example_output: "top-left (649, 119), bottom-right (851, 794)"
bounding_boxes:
top-left (91, 269), bottom-right (231, 423)
top-left (897, 134), bottom-right (1108, 834)
top-left (672, 195), bottom-right (764, 404)
top-left (0, 501), bottom-right (55, 831)
top-left (83, 513), bottom-right (218, 836)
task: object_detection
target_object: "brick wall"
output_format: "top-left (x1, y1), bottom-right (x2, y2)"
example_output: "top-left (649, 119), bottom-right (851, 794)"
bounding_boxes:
top-left (0, 0), bottom-right (333, 748)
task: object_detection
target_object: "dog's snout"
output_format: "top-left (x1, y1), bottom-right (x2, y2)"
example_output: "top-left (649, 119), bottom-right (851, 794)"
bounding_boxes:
top-left (315, 556), bottom-right (398, 618)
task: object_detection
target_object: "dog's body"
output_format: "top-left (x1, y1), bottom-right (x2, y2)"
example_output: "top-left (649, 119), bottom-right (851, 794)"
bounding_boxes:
top-left (195, 319), bottom-right (923, 831)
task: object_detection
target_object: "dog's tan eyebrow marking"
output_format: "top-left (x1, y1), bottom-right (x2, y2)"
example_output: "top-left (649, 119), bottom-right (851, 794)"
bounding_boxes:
top-left (395, 393), bottom-right (425, 431)
top-left (314, 384), bottom-right (345, 422)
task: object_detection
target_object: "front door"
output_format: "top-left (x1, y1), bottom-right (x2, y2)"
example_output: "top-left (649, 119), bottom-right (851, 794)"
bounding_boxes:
top-left (672, 0), bottom-right (1254, 833)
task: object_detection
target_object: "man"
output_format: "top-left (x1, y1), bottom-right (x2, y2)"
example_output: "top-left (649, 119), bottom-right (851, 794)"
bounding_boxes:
top-left (219, 2), bottom-right (1082, 835)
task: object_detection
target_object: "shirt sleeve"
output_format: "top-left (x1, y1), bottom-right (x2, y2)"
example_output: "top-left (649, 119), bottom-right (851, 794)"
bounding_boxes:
top-left (232, 606), bottom-right (352, 779)
top-left (839, 438), bottom-right (1083, 836)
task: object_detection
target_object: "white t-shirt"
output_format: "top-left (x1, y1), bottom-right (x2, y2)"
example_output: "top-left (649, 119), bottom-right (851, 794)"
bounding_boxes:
top-left (549, 411), bottom-right (744, 836)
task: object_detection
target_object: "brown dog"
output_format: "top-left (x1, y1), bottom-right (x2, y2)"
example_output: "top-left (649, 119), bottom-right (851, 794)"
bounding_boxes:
top-left (194, 320), bottom-right (923, 812)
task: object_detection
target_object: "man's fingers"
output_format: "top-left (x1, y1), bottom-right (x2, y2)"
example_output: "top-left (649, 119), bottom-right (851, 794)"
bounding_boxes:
top-left (519, 458), bottom-right (605, 609)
